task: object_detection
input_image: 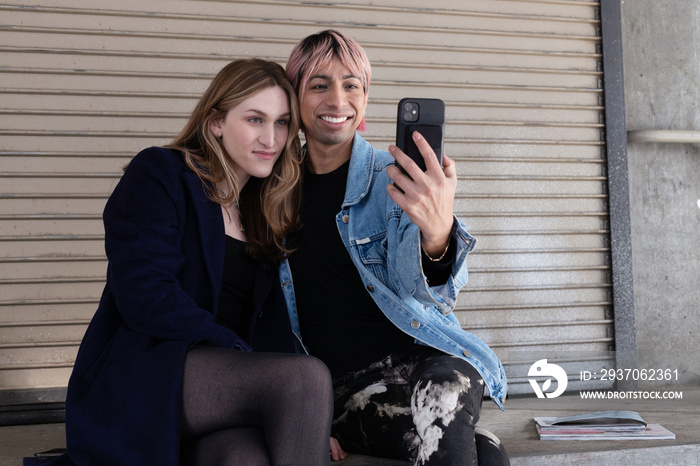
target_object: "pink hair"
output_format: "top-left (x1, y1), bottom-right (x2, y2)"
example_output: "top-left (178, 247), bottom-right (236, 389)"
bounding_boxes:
top-left (286, 30), bottom-right (371, 131)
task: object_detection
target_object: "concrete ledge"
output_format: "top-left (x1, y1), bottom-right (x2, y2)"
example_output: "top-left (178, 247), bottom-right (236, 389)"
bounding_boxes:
top-left (340, 444), bottom-right (700, 465)
top-left (480, 386), bottom-right (700, 466)
top-left (5, 387), bottom-right (699, 466)
top-left (510, 444), bottom-right (700, 466)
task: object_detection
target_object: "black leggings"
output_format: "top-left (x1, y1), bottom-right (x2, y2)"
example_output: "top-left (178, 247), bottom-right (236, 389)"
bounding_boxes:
top-left (180, 347), bottom-right (333, 466)
top-left (332, 346), bottom-right (510, 466)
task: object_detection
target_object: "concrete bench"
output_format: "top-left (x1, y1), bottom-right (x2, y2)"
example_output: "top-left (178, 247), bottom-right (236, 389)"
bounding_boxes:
top-left (5, 387), bottom-right (700, 466)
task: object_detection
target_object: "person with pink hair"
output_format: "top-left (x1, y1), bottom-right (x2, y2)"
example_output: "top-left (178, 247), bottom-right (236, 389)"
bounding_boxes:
top-left (281, 30), bottom-right (510, 465)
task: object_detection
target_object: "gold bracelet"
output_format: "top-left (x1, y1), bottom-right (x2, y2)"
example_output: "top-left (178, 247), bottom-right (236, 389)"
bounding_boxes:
top-left (422, 237), bottom-right (451, 262)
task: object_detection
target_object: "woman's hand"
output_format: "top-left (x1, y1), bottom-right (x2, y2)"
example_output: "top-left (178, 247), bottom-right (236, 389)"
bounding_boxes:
top-left (330, 436), bottom-right (347, 462)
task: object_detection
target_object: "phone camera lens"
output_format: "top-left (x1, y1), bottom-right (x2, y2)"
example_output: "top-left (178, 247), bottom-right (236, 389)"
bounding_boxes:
top-left (402, 102), bottom-right (419, 122)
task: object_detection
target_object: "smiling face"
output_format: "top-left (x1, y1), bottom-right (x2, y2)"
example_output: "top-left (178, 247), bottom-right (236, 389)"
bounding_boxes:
top-left (299, 57), bottom-right (368, 160)
top-left (211, 85), bottom-right (291, 187)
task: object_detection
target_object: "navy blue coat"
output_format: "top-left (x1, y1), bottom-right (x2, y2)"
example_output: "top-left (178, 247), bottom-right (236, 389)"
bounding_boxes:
top-left (57, 147), bottom-right (295, 465)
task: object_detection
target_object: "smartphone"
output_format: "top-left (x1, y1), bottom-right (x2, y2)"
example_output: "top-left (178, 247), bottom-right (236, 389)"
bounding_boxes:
top-left (395, 97), bottom-right (445, 173)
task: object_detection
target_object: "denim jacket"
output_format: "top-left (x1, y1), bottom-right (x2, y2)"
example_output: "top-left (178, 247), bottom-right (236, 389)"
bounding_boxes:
top-left (279, 133), bottom-right (507, 409)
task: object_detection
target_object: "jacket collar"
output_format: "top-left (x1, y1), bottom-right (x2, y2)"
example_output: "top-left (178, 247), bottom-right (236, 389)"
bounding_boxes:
top-left (343, 132), bottom-right (374, 207)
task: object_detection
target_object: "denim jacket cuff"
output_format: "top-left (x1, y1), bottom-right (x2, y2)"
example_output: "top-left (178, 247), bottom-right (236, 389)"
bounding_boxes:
top-left (408, 217), bottom-right (475, 313)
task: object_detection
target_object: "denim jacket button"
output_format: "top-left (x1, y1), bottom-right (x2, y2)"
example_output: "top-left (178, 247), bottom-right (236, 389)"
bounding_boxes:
top-left (342, 214), bottom-right (349, 223)
top-left (463, 350), bottom-right (471, 358)
top-left (366, 284), bottom-right (374, 293)
top-left (411, 320), bottom-right (421, 329)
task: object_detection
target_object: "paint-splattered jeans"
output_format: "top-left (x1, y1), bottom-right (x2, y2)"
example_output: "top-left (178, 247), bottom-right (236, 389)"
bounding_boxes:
top-left (331, 345), bottom-right (510, 466)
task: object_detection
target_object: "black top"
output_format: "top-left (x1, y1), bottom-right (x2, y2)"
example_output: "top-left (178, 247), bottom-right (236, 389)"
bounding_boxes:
top-left (288, 161), bottom-right (454, 379)
top-left (216, 235), bottom-right (256, 342)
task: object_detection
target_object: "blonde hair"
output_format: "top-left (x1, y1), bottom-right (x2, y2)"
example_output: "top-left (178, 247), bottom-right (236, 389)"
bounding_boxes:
top-left (167, 58), bottom-right (303, 264)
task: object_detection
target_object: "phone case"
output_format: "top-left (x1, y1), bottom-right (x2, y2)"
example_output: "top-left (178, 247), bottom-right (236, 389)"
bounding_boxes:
top-left (395, 97), bottom-right (445, 171)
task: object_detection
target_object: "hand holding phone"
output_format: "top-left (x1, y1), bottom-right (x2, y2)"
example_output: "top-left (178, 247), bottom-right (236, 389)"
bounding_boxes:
top-left (387, 98), bottom-right (457, 258)
top-left (395, 98), bottom-right (445, 173)
top-left (388, 98), bottom-right (456, 257)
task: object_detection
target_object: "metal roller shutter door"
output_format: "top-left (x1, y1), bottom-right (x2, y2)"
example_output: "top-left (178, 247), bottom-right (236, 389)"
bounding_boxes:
top-left (0, 0), bottom-right (613, 411)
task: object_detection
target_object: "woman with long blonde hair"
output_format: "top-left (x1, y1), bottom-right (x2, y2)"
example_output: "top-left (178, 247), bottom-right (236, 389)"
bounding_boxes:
top-left (51, 58), bottom-right (333, 466)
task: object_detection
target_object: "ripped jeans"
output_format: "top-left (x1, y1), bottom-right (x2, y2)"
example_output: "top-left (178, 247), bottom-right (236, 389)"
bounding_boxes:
top-left (331, 345), bottom-right (510, 466)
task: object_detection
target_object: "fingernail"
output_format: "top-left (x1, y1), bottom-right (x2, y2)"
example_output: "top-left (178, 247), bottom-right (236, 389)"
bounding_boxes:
top-left (412, 131), bottom-right (422, 140)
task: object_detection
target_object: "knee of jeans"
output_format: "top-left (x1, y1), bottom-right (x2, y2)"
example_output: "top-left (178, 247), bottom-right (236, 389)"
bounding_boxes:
top-left (412, 372), bottom-right (483, 420)
top-left (417, 358), bottom-right (484, 394)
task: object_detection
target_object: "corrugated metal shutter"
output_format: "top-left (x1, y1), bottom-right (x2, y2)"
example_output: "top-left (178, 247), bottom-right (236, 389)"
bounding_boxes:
top-left (0, 0), bottom-right (611, 406)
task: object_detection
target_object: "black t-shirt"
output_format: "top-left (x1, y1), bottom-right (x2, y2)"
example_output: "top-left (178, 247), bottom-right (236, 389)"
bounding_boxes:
top-left (216, 235), bottom-right (255, 342)
top-left (288, 161), bottom-right (454, 379)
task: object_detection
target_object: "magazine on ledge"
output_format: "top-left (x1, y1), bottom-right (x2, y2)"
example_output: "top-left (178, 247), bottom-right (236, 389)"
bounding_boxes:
top-left (534, 411), bottom-right (675, 440)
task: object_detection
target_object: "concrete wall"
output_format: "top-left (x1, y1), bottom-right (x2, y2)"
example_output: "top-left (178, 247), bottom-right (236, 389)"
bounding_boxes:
top-left (620, 0), bottom-right (700, 383)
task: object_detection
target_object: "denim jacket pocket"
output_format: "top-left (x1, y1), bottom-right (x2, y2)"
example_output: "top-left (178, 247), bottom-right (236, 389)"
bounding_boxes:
top-left (353, 233), bottom-right (394, 288)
